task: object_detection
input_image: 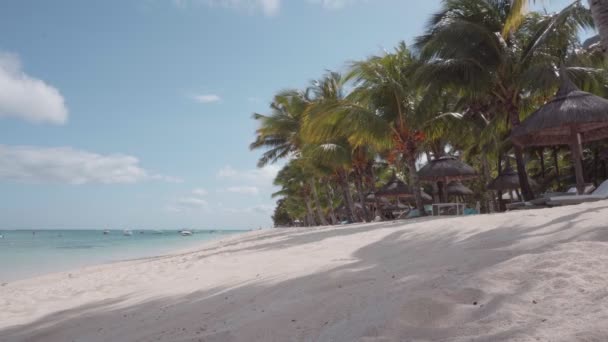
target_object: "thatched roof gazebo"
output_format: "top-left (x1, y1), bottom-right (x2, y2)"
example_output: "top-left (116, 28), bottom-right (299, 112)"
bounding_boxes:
top-left (375, 174), bottom-right (414, 199)
top-left (418, 156), bottom-right (477, 202)
top-left (447, 181), bottom-right (474, 196)
top-left (487, 166), bottom-right (539, 192)
top-left (511, 73), bottom-right (608, 194)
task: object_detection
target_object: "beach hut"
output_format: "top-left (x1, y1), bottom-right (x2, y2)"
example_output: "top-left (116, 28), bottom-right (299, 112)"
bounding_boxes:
top-left (488, 166), bottom-right (539, 201)
top-left (447, 181), bottom-right (474, 196)
top-left (375, 175), bottom-right (432, 217)
top-left (511, 72), bottom-right (608, 194)
top-left (418, 156), bottom-right (477, 202)
top-left (375, 174), bottom-right (415, 199)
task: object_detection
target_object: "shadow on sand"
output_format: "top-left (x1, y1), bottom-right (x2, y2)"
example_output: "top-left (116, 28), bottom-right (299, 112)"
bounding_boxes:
top-left (3, 205), bottom-right (608, 342)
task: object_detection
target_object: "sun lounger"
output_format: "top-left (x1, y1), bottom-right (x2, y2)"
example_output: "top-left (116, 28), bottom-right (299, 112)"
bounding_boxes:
top-left (506, 183), bottom-right (598, 210)
top-left (545, 180), bottom-right (608, 206)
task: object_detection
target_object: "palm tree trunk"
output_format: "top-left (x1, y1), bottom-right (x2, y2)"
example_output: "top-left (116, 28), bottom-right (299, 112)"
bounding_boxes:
top-left (589, 0), bottom-right (608, 54)
top-left (405, 155), bottom-right (426, 216)
top-left (513, 146), bottom-right (534, 200)
top-left (497, 155), bottom-right (505, 212)
top-left (338, 171), bottom-right (356, 222)
top-left (325, 183), bottom-right (339, 224)
top-left (539, 148), bottom-right (545, 179)
top-left (309, 178), bottom-right (328, 226)
top-left (304, 196), bottom-right (316, 227)
top-left (369, 166), bottom-right (382, 219)
top-left (553, 146), bottom-right (561, 190)
top-left (509, 106), bottom-right (534, 201)
top-left (354, 174), bottom-right (371, 222)
top-left (481, 153), bottom-right (495, 213)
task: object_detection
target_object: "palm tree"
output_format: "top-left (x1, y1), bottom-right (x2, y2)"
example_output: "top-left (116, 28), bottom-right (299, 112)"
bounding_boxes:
top-left (346, 42), bottom-right (429, 214)
top-left (250, 90), bottom-right (308, 167)
top-left (272, 161), bottom-right (318, 226)
top-left (588, 0), bottom-right (608, 54)
top-left (303, 72), bottom-right (362, 222)
top-left (415, 0), bottom-right (594, 200)
top-left (508, 0), bottom-right (608, 56)
top-left (251, 90), bottom-right (330, 226)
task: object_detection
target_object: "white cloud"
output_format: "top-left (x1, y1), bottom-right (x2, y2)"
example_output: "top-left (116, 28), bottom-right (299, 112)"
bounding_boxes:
top-left (172, 0), bottom-right (364, 15)
top-left (193, 94), bottom-right (221, 104)
top-left (225, 186), bottom-right (259, 195)
top-left (217, 164), bottom-right (280, 184)
top-left (223, 204), bottom-right (274, 214)
top-left (174, 0), bottom-right (280, 16)
top-left (166, 194), bottom-right (209, 213)
top-left (307, 0), bottom-right (361, 9)
top-left (192, 188), bottom-right (208, 196)
top-left (176, 197), bottom-right (208, 208)
top-left (0, 145), bottom-right (178, 184)
top-left (0, 53), bottom-right (68, 124)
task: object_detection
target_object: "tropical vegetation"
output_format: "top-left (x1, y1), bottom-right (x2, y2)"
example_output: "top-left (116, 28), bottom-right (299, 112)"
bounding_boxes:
top-left (251, 0), bottom-right (608, 227)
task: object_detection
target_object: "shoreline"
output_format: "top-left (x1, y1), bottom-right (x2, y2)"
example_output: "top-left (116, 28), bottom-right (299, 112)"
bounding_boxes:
top-left (3, 203), bottom-right (608, 341)
top-left (0, 229), bottom-right (252, 283)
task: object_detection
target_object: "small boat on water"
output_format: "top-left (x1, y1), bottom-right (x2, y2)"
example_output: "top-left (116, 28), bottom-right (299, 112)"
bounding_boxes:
top-left (180, 230), bottom-right (193, 236)
top-left (123, 229), bottom-right (133, 236)
top-left (103, 230), bottom-right (110, 235)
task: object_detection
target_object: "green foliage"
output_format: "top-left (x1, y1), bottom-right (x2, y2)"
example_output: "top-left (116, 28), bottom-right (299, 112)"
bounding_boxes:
top-left (250, 0), bottom-right (608, 223)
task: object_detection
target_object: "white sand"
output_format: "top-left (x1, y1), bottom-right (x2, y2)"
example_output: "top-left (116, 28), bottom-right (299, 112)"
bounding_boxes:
top-left (2, 202), bottom-right (608, 341)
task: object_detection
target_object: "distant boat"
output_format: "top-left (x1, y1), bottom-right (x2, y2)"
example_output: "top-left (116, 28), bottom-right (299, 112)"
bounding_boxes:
top-left (0, 234), bottom-right (3, 239)
top-left (103, 230), bottom-right (110, 235)
top-left (180, 230), bottom-right (193, 236)
top-left (152, 230), bottom-right (164, 235)
top-left (123, 230), bottom-right (133, 236)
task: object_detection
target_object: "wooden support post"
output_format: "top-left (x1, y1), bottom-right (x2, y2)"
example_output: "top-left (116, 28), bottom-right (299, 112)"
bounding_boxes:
top-left (570, 129), bottom-right (585, 195)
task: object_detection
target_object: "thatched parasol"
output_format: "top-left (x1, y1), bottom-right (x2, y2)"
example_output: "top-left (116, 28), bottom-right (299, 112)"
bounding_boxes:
top-left (487, 166), bottom-right (539, 191)
top-left (375, 175), bottom-right (414, 198)
top-left (511, 72), bottom-right (608, 194)
top-left (418, 156), bottom-right (477, 202)
top-left (447, 181), bottom-right (474, 196)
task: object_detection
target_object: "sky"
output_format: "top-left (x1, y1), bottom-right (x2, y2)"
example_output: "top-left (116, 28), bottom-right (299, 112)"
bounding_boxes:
top-left (0, 0), bottom-right (577, 230)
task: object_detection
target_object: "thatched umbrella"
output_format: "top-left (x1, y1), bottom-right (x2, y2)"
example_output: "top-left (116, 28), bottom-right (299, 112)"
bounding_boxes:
top-left (511, 73), bottom-right (608, 194)
top-left (375, 174), bottom-right (414, 199)
top-left (418, 156), bottom-right (477, 202)
top-left (447, 181), bottom-right (474, 196)
top-left (487, 166), bottom-right (539, 204)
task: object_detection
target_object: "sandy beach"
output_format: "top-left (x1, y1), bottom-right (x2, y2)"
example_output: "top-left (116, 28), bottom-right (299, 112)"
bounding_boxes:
top-left (2, 202), bottom-right (608, 341)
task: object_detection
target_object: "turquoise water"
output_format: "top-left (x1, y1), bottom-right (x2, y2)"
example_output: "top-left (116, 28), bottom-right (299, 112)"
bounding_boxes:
top-left (0, 229), bottom-right (247, 282)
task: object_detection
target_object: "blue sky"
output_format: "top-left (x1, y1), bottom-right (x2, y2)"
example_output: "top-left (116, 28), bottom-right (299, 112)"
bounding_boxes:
top-left (0, 0), bottom-right (576, 229)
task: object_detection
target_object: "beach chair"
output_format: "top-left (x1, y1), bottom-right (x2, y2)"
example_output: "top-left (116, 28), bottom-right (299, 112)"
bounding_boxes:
top-left (506, 183), bottom-right (597, 210)
top-left (545, 180), bottom-right (608, 206)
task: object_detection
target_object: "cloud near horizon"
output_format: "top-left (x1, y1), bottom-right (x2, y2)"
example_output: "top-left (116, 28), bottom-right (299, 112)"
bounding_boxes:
top-left (224, 186), bottom-right (259, 195)
top-left (0, 53), bottom-right (68, 124)
top-left (192, 188), bottom-right (209, 196)
top-left (0, 145), bottom-right (179, 185)
top-left (172, 0), bottom-right (361, 16)
top-left (307, 0), bottom-right (361, 10)
top-left (192, 94), bottom-right (222, 104)
top-left (174, 0), bottom-right (280, 16)
top-left (217, 164), bottom-right (280, 184)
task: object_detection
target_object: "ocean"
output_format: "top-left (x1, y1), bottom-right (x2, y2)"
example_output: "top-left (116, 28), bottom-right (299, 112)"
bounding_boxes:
top-left (0, 229), bottom-right (247, 282)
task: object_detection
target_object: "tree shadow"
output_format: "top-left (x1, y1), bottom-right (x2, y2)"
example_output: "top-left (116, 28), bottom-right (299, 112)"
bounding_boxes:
top-left (3, 204), bottom-right (608, 341)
